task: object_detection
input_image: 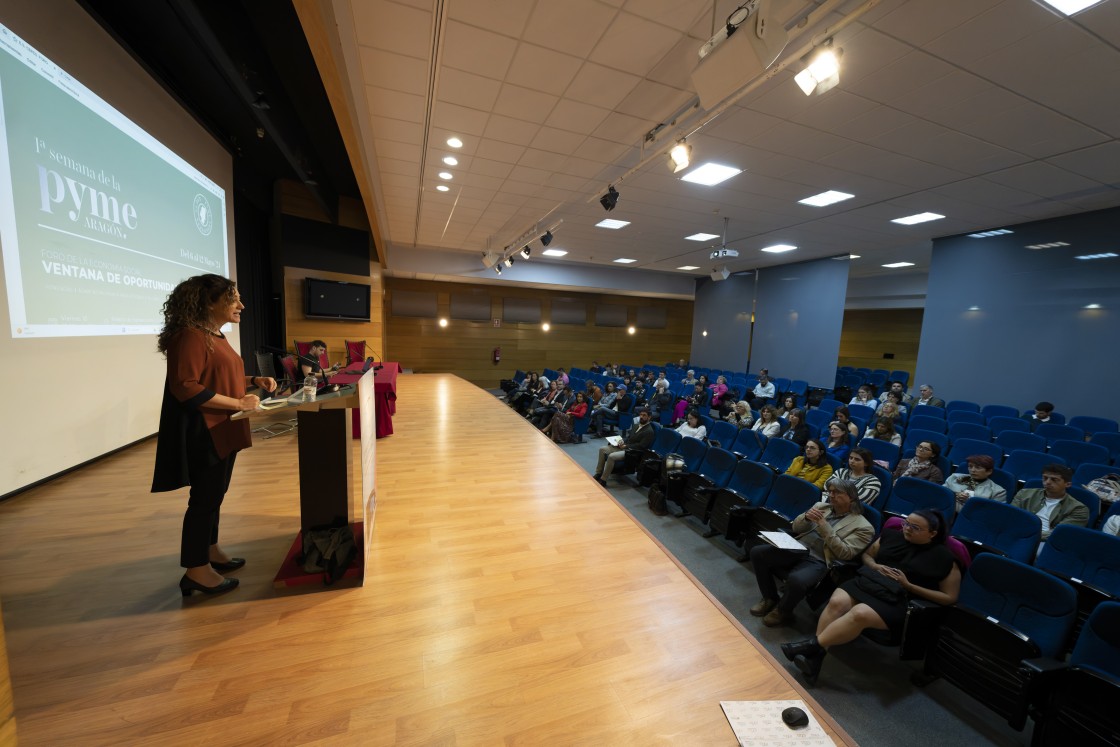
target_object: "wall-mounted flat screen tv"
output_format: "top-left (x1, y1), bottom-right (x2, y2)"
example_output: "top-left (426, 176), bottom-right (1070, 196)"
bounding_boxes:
top-left (305, 277), bottom-right (371, 321)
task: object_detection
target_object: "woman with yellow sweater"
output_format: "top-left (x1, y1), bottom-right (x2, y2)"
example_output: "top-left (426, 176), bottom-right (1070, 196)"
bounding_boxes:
top-left (784, 439), bottom-right (834, 489)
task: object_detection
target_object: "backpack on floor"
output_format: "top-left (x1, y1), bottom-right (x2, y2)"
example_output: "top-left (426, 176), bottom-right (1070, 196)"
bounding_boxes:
top-left (300, 521), bottom-right (357, 585)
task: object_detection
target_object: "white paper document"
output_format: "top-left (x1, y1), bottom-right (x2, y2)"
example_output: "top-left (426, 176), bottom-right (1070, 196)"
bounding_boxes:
top-left (720, 700), bottom-right (834, 746)
top-left (606, 435), bottom-right (624, 447)
top-left (759, 531), bottom-right (807, 552)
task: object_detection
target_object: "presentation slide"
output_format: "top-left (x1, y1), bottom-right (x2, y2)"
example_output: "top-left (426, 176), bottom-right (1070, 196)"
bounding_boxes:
top-left (0, 22), bottom-right (229, 338)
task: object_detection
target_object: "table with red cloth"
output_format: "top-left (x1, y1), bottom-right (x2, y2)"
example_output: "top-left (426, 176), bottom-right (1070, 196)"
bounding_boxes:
top-left (332, 361), bottom-right (400, 438)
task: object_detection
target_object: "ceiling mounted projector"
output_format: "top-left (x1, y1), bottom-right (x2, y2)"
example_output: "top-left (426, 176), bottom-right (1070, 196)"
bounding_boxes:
top-left (709, 248), bottom-right (739, 260)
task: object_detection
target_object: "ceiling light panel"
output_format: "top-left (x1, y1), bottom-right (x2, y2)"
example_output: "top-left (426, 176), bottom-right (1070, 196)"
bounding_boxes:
top-left (680, 163), bottom-right (742, 186)
top-left (596, 219), bottom-right (630, 229)
top-left (1038, 0), bottom-right (1107, 15)
top-left (541, 249), bottom-right (568, 257)
top-left (1074, 252), bottom-right (1118, 260)
top-left (799, 190), bottom-right (854, 207)
top-left (685, 233), bottom-right (720, 241)
top-left (677, 265), bottom-right (700, 270)
top-left (882, 261), bottom-right (916, 268)
top-left (613, 258), bottom-right (637, 264)
top-left (761, 244), bottom-right (797, 253)
top-left (891, 212), bottom-right (944, 225)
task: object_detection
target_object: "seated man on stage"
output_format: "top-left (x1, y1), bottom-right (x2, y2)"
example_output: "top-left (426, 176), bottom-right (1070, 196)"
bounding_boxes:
top-left (299, 340), bottom-right (342, 387)
top-left (593, 408), bottom-right (655, 486)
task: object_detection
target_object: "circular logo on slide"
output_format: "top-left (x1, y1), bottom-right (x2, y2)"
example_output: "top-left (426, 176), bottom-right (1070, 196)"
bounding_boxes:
top-left (193, 194), bottom-right (213, 236)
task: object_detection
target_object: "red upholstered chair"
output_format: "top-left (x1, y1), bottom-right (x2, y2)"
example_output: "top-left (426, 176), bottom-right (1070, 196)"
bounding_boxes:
top-left (344, 340), bottom-right (366, 365)
top-left (278, 355), bottom-right (300, 395)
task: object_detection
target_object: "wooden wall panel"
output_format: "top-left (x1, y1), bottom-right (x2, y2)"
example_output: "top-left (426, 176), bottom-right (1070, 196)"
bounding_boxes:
top-left (284, 265), bottom-right (384, 365)
top-left (384, 278), bottom-right (693, 388)
top-left (838, 308), bottom-right (924, 381)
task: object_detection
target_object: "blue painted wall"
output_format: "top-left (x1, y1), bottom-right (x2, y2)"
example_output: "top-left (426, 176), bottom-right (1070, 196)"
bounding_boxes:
top-left (916, 206), bottom-right (1120, 422)
top-left (690, 257), bottom-right (848, 387)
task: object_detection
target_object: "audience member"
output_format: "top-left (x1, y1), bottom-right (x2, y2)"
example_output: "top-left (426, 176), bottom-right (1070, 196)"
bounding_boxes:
top-left (783, 509), bottom-right (960, 684)
top-left (544, 392), bottom-right (588, 443)
top-left (752, 405), bottom-right (781, 438)
top-left (652, 371), bottom-right (670, 391)
top-left (878, 380), bottom-right (913, 407)
top-left (709, 375), bottom-right (730, 412)
top-left (877, 390), bottom-right (908, 417)
top-left (824, 447), bottom-right (882, 505)
top-left (779, 408), bottom-right (810, 448)
top-left (944, 455), bottom-right (1006, 513)
top-left (592, 408), bottom-right (655, 485)
top-left (676, 410), bottom-right (708, 441)
top-left (784, 439), bottom-right (834, 489)
top-left (1021, 401), bottom-right (1056, 431)
top-left (749, 480), bottom-right (874, 628)
top-left (681, 369), bottom-right (698, 387)
top-left (590, 384), bottom-right (635, 437)
top-left (673, 383), bottom-right (709, 425)
top-left (825, 422), bottom-right (851, 464)
top-left (893, 441), bottom-right (944, 483)
top-left (1011, 464), bottom-right (1089, 544)
top-left (912, 384), bottom-right (944, 408)
top-left (849, 386), bottom-right (876, 408)
top-left (556, 367), bottom-right (570, 386)
top-left (863, 416), bottom-right (902, 446)
top-left (833, 407), bottom-right (860, 438)
top-left (646, 382), bottom-right (673, 421)
top-left (751, 372), bottom-right (776, 409)
top-left (1104, 512), bottom-right (1120, 537)
top-left (530, 384), bottom-right (570, 429)
top-left (776, 394), bottom-right (798, 419)
top-left (726, 401), bottom-right (754, 429)
top-left (876, 400), bottom-right (903, 422)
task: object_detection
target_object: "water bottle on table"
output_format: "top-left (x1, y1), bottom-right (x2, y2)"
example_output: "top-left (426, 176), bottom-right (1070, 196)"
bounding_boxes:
top-left (303, 374), bottom-right (317, 401)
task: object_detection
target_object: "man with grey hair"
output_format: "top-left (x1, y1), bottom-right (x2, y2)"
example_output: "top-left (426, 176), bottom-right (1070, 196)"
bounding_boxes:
top-left (912, 384), bottom-right (944, 408)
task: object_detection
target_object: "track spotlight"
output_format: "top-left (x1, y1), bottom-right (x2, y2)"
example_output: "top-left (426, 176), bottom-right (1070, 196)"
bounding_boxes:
top-left (669, 141), bottom-right (692, 173)
top-left (540, 231), bottom-right (553, 247)
top-left (600, 186), bottom-right (619, 212)
top-left (795, 44), bottom-right (842, 96)
top-left (494, 264), bottom-right (502, 275)
top-left (520, 245), bottom-right (531, 259)
top-left (503, 256), bottom-right (514, 268)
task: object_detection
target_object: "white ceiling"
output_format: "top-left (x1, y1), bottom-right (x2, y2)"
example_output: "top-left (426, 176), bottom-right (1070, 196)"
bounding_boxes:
top-left (323, 0), bottom-right (1120, 285)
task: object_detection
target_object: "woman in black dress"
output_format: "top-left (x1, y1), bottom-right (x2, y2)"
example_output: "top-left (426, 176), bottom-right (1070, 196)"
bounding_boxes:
top-left (780, 509), bottom-right (961, 683)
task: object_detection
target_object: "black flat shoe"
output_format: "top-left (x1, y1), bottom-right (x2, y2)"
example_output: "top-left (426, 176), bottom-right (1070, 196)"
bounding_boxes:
top-left (781, 637), bottom-right (821, 662)
top-left (210, 558), bottom-right (246, 572)
top-left (180, 575), bottom-right (239, 597)
top-left (794, 650), bottom-right (827, 685)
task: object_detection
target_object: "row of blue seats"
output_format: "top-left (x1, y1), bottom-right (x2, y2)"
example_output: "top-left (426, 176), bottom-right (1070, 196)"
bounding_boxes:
top-left (643, 436), bottom-right (1120, 738)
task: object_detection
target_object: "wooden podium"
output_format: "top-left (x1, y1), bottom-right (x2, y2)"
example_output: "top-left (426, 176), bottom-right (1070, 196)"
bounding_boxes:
top-left (234, 371), bottom-right (377, 586)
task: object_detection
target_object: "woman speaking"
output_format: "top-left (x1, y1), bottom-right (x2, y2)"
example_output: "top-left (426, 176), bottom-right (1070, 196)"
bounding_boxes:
top-left (151, 275), bottom-right (276, 597)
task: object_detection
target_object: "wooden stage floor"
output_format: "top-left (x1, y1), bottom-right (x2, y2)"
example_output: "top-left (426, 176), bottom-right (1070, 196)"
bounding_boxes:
top-left (0, 373), bottom-right (853, 745)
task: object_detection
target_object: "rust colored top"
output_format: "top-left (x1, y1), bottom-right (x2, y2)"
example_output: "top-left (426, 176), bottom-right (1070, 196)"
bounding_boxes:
top-left (165, 327), bottom-right (252, 458)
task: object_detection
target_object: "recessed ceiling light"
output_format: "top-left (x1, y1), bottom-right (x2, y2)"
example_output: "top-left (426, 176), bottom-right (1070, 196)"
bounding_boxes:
top-left (1038, 0), bottom-right (1106, 16)
top-left (596, 219), bottom-right (630, 229)
top-left (761, 244), bottom-right (797, 253)
top-left (968, 306), bottom-right (981, 311)
top-left (1084, 303), bottom-right (1103, 309)
top-left (685, 233), bottom-right (720, 241)
top-left (438, 171), bottom-right (453, 180)
top-left (702, 330), bottom-right (708, 337)
top-left (891, 212), bottom-right (944, 225)
top-left (435, 185), bottom-right (449, 192)
top-left (541, 248), bottom-right (567, 257)
top-left (849, 254), bottom-right (860, 259)
top-left (541, 323), bottom-right (550, 331)
top-left (613, 258), bottom-right (637, 264)
top-left (442, 156), bottom-right (458, 166)
top-left (446, 137), bottom-right (463, 148)
top-left (1074, 252), bottom-right (1118, 260)
top-left (799, 190), bottom-right (854, 207)
top-left (1025, 241), bottom-right (1071, 249)
top-left (677, 265), bottom-right (700, 271)
top-left (831, 254), bottom-right (860, 260)
top-left (680, 163), bottom-right (742, 186)
top-left (968, 229), bottom-right (1013, 238)
top-left (882, 261), bottom-right (916, 268)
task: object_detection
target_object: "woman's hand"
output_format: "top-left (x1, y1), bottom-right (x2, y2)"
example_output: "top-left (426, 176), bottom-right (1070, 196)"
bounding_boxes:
top-left (878, 566), bottom-right (910, 589)
top-left (238, 394), bottom-right (261, 411)
top-left (258, 377), bottom-right (277, 393)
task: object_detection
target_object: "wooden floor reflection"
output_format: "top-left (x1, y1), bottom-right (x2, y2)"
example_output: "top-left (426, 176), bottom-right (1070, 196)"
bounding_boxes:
top-left (0, 373), bottom-right (853, 745)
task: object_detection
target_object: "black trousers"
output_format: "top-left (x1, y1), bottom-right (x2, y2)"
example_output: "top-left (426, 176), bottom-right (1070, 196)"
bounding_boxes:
top-left (180, 452), bottom-right (237, 568)
top-left (750, 543), bottom-right (828, 614)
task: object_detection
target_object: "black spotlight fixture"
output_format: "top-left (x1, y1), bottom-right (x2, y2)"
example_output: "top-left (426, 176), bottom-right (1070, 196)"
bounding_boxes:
top-left (540, 231), bottom-right (553, 247)
top-left (520, 245), bottom-right (531, 259)
top-left (494, 264), bottom-right (502, 275)
top-left (504, 256), bottom-right (514, 268)
top-left (600, 185), bottom-right (619, 212)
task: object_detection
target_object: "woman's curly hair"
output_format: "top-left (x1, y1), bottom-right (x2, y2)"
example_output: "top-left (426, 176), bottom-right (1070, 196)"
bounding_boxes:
top-left (157, 274), bottom-right (237, 354)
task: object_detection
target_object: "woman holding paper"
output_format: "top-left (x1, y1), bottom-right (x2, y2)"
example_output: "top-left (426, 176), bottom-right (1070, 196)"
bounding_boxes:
top-left (748, 480), bottom-right (874, 628)
top-left (151, 274), bottom-right (276, 597)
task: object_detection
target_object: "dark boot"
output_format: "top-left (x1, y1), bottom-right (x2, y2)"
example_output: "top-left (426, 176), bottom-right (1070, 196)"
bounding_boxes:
top-left (794, 648), bottom-right (827, 685)
top-left (780, 636), bottom-right (822, 662)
